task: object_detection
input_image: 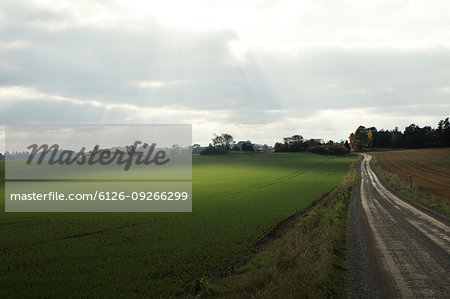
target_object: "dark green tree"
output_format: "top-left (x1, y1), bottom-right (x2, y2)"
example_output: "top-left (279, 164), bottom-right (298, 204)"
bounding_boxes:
top-left (212, 133), bottom-right (234, 150)
top-left (355, 126), bottom-right (369, 149)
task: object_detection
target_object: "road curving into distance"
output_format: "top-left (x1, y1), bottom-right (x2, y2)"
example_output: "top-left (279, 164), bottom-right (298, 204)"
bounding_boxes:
top-left (348, 154), bottom-right (450, 298)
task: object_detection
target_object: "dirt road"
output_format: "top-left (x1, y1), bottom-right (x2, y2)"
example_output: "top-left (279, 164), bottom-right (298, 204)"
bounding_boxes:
top-left (348, 154), bottom-right (450, 298)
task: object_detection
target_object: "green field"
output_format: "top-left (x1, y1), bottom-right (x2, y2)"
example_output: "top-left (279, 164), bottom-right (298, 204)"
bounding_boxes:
top-left (0, 153), bottom-right (356, 297)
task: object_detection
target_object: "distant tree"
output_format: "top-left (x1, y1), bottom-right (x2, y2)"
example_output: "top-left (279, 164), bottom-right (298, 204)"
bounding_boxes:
top-left (199, 143), bottom-right (226, 155)
top-left (212, 133), bottom-right (234, 150)
top-left (373, 129), bottom-right (392, 148)
top-left (367, 131), bottom-right (374, 147)
top-left (192, 144), bottom-right (202, 154)
top-left (435, 117), bottom-right (450, 147)
top-left (275, 136), bottom-right (334, 153)
top-left (241, 140), bottom-right (254, 152)
top-left (348, 117), bottom-right (449, 149)
top-left (283, 134), bottom-right (304, 145)
top-left (305, 139), bottom-right (323, 148)
top-left (367, 127), bottom-right (377, 146)
top-left (404, 124), bottom-right (421, 148)
top-left (403, 124), bottom-right (433, 148)
top-left (212, 134), bottom-right (225, 149)
top-left (344, 140), bottom-right (350, 150)
top-left (274, 142), bottom-right (289, 152)
top-left (282, 134), bottom-right (305, 152)
top-left (421, 126), bottom-right (434, 147)
top-left (355, 126), bottom-right (369, 149)
top-left (390, 127), bottom-right (404, 148)
top-left (349, 133), bottom-right (357, 151)
top-left (308, 143), bottom-right (349, 155)
top-left (222, 133), bottom-right (234, 150)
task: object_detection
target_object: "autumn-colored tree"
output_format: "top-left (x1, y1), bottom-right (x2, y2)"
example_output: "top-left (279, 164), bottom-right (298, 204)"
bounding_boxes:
top-left (367, 131), bottom-right (373, 147)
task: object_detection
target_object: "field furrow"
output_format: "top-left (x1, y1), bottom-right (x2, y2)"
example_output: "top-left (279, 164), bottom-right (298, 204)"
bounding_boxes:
top-left (374, 148), bottom-right (450, 198)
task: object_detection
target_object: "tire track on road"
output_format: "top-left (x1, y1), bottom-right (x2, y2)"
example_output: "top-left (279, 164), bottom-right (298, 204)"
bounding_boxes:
top-left (349, 154), bottom-right (450, 298)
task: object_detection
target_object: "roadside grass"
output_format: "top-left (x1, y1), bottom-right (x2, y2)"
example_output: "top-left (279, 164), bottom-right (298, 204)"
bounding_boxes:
top-left (201, 158), bottom-right (359, 298)
top-left (0, 154), bottom-right (357, 297)
top-left (371, 155), bottom-right (450, 218)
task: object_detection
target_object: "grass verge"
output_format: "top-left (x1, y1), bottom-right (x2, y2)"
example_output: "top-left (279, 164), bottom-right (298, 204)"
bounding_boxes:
top-left (370, 155), bottom-right (450, 218)
top-left (194, 158), bottom-right (359, 298)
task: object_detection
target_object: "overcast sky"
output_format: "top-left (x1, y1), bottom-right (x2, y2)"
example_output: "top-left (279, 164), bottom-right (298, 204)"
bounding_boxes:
top-left (1, 0), bottom-right (449, 150)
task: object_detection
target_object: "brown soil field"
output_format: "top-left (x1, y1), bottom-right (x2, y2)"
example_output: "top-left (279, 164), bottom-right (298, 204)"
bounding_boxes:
top-left (373, 148), bottom-right (450, 198)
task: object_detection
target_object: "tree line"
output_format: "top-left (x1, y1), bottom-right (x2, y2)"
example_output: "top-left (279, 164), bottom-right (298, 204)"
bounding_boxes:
top-left (274, 135), bottom-right (350, 155)
top-left (193, 117), bottom-right (450, 156)
top-left (196, 133), bottom-right (268, 155)
top-left (349, 117), bottom-right (450, 151)
top-left (197, 133), bottom-right (351, 155)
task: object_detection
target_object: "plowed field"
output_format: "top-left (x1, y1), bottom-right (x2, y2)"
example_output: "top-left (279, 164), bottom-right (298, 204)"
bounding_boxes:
top-left (374, 148), bottom-right (450, 198)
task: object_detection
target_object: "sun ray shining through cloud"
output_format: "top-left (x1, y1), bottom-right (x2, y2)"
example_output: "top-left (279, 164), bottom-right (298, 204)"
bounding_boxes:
top-left (0, 0), bottom-right (449, 145)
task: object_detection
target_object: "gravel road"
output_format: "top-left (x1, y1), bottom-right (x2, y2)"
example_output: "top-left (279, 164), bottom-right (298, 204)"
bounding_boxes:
top-left (348, 154), bottom-right (450, 298)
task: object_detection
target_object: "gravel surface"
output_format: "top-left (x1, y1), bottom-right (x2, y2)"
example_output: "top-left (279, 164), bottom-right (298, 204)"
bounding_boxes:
top-left (348, 154), bottom-right (450, 298)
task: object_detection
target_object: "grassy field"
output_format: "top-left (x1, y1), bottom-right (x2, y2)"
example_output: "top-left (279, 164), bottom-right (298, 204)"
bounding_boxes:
top-left (0, 153), bottom-right (357, 297)
top-left (210, 158), bottom-right (359, 298)
top-left (372, 148), bottom-right (450, 217)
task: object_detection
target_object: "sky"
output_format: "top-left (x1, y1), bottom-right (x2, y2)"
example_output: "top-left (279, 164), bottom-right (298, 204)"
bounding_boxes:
top-left (5, 125), bottom-right (191, 152)
top-left (0, 0), bottom-right (449, 151)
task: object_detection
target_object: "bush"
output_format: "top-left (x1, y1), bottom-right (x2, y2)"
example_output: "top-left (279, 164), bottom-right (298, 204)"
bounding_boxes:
top-left (241, 143), bottom-right (254, 152)
top-left (308, 144), bottom-right (349, 155)
top-left (199, 145), bottom-right (226, 155)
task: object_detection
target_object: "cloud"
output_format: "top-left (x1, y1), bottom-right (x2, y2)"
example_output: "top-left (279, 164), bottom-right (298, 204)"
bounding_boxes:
top-left (0, 0), bottom-right (449, 146)
top-left (135, 80), bottom-right (185, 89)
